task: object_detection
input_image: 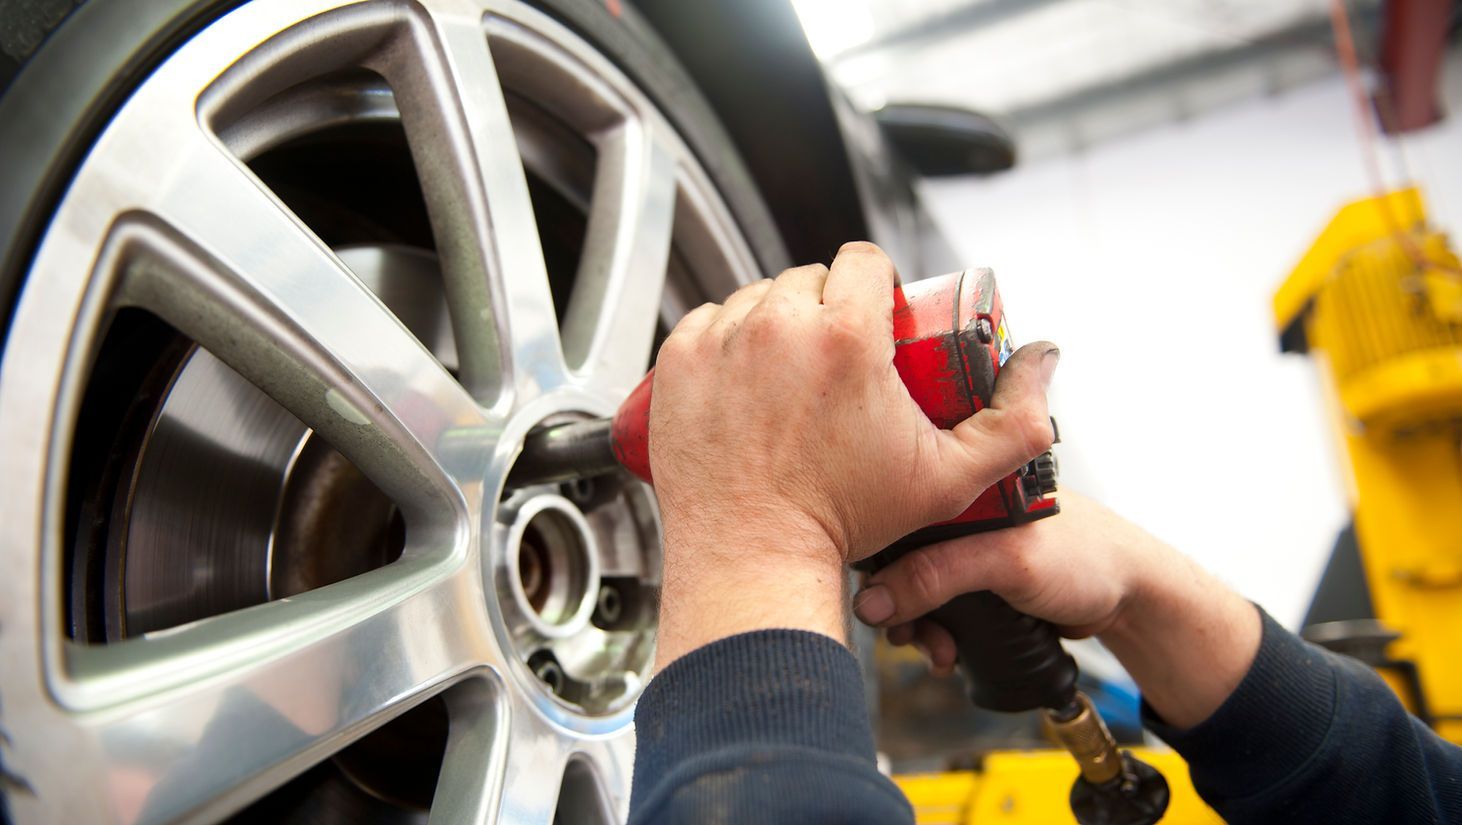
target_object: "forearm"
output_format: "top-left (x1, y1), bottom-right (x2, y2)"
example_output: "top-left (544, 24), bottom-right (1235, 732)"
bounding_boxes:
top-left (1097, 541), bottom-right (1261, 729)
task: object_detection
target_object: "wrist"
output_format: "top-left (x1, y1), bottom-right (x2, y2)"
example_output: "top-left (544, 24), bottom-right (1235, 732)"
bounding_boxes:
top-left (658, 493), bottom-right (849, 566)
top-left (1098, 540), bottom-right (1261, 729)
top-left (654, 515), bottom-right (850, 671)
top-left (1100, 534), bottom-right (1190, 648)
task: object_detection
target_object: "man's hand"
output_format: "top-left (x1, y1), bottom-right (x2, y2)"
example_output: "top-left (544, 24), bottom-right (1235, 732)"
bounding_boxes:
top-left (855, 490), bottom-right (1261, 729)
top-left (853, 492), bottom-right (1153, 644)
top-left (649, 242), bottom-right (1058, 668)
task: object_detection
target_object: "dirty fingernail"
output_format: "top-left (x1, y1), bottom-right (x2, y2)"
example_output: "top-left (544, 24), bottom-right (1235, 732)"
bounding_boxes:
top-left (853, 586), bottom-right (895, 625)
top-left (1040, 347), bottom-right (1061, 391)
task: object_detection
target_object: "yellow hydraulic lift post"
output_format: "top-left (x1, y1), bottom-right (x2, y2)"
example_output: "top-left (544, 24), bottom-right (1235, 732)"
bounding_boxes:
top-left (1274, 187), bottom-right (1462, 742)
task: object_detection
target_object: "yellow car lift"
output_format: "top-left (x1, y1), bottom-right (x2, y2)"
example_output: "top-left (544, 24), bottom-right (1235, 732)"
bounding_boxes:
top-left (1274, 187), bottom-right (1462, 743)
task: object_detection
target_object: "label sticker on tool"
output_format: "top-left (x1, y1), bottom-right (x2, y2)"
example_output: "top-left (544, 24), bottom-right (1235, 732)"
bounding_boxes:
top-left (997, 319), bottom-right (1014, 366)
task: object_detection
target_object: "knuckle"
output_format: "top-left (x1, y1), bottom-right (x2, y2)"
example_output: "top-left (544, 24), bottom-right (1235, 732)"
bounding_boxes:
top-left (742, 302), bottom-right (786, 337)
top-left (986, 407), bottom-right (1054, 457)
top-left (661, 306), bottom-right (718, 361)
top-left (757, 292), bottom-right (796, 315)
top-left (673, 302), bottom-right (714, 331)
top-left (780, 262), bottom-right (828, 281)
top-left (821, 312), bottom-right (868, 350)
top-left (1014, 408), bottom-right (1055, 455)
top-left (664, 315), bottom-right (698, 339)
top-left (761, 295), bottom-right (799, 322)
top-left (744, 296), bottom-right (803, 338)
top-left (656, 335), bottom-right (693, 369)
top-left (903, 551), bottom-right (947, 611)
top-left (732, 280), bottom-right (769, 301)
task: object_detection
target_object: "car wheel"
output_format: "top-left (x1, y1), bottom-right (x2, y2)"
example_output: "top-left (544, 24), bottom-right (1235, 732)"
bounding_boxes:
top-left (0, 1), bottom-right (783, 822)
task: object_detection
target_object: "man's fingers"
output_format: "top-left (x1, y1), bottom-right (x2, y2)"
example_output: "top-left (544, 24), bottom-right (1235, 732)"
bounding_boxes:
top-left (709, 278), bottom-right (774, 333)
top-left (719, 278), bottom-right (773, 316)
top-left (884, 621), bottom-right (955, 676)
top-left (938, 341), bottom-right (1059, 493)
top-left (854, 536), bottom-right (1012, 627)
top-left (768, 263), bottom-right (829, 306)
top-left (886, 622), bottom-right (916, 646)
top-left (822, 241), bottom-right (898, 322)
top-left (913, 620), bottom-right (958, 677)
top-left (668, 301), bottom-right (720, 342)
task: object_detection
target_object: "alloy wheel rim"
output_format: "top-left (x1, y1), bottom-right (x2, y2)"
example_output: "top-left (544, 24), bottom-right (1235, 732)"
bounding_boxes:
top-left (0, 1), bottom-right (760, 822)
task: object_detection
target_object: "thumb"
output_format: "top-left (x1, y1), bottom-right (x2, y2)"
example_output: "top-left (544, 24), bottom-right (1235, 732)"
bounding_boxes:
top-left (935, 341), bottom-right (1059, 494)
top-left (852, 535), bottom-right (1021, 627)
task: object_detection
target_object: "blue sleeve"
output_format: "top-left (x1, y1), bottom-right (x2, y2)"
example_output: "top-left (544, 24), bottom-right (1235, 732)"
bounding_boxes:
top-left (628, 629), bottom-right (913, 825)
top-left (1145, 607), bottom-right (1462, 823)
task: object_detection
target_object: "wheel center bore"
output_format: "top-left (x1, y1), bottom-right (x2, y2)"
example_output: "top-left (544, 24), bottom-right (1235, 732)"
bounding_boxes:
top-left (495, 424), bottom-right (661, 717)
top-left (507, 495), bottom-right (600, 635)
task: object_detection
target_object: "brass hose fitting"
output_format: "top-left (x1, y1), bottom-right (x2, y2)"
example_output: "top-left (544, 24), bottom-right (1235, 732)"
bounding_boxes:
top-left (1045, 691), bottom-right (1124, 785)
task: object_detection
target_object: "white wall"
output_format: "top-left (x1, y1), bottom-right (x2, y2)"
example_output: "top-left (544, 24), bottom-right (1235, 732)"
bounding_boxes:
top-left (918, 53), bottom-right (1462, 627)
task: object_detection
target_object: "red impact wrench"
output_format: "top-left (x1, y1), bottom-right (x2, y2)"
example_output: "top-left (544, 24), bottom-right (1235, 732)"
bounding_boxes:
top-left (508, 268), bottom-right (1169, 825)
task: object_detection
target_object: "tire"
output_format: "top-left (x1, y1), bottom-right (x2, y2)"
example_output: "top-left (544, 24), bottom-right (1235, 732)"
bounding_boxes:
top-left (0, 1), bottom-right (787, 822)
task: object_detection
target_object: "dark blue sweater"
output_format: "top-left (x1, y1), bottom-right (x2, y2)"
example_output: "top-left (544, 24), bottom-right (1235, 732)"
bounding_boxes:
top-left (629, 609), bottom-right (1462, 823)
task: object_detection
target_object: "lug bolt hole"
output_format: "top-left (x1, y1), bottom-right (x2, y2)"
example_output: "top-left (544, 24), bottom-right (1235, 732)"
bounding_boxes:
top-left (563, 477), bottom-right (596, 506)
top-left (595, 585), bottom-right (622, 625)
top-left (530, 652), bottom-right (566, 695)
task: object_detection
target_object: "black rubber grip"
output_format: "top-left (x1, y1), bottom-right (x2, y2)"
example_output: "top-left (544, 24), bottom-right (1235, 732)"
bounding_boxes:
top-left (928, 590), bottom-right (1078, 713)
top-left (860, 518), bottom-right (1077, 714)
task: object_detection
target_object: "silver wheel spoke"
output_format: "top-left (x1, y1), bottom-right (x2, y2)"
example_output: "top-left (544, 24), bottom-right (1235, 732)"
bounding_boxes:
top-left (389, 2), bottom-right (568, 406)
top-left (65, 569), bottom-right (488, 824)
top-left (429, 681), bottom-right (511, 825)
top-left (491, 708), bottom-right (574, 825)
top-left (568, 733), bottom-right (635, 823)
top-left (114, 132), bottom-right (490, 508)
top-left (562, 121), bottom-right (678, 395)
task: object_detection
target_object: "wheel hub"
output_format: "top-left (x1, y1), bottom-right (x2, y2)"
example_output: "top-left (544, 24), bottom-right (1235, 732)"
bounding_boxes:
top-left (496, 471), bottom-right (659, 715)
